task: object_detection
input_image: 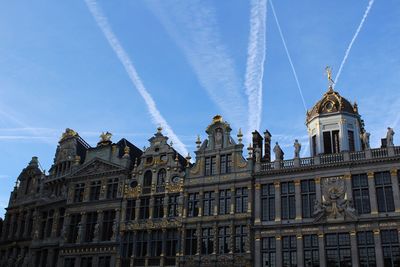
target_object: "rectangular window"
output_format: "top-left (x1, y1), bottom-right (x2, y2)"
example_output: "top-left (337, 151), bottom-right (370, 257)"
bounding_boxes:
top-left (153, 196), bottom-right (164, 219)
top-left (203, 191), bottom-right (215, 216)
top-left (281, 182), bottom-right (296, 220)
top-left (68, 213), bottom-right (81, 243)
top-left (64, 258), bottom-right (76, 267)
top-left (205, 157), bottom-right (211, 176)
top-left (234, 225), bottom-right (247, 253)
top-left (218, 226), bottom-right (230, 254)
top-left (185, 229), bottom-right (198, 255)
top-left (136, 231), bottom-right (148, 258)
top-left (352, 174), bottom-right (371, 214)
top-left (45, 210), bottom-right (54, 238)
top-left (166, 229), bottom-right (179, 257)
top-left (106, 178), bottom-right (119, 199)
top-left (357, 231), bottom-right (376, 267)
top-left (40, 212), bottom-right (47, 239)
top-left (282, 235), bottom-right (297, 267)
top-left (168, 194), bottom-right (179, 217)
top-left (375, 171), bottom-right (395, 212)
top-left (73, 183), bottom-right (85, 202)
top-left (56, 208), bottom-right (65, 236)
top-left (325, 233), bottom-right (352, 267)
top-left (219, 189), bottom-right (231, 215)
top-left (101, 210), bottom-right (115, 241)
top-left (80, 256), bottom-right (92, 267)
top-left (85, 212), bottom-right (97, 242)
top-left (139, 197), bottom-right (150, 220)
top-left (125, 199), bottom-right (136, 221)
top-left (99, 256), bottom-right (111, 267)
top-left (303, 234), bottom-right (319, 267)
top-left (261, 184), bottom-right (275, 221)
top-left (381, 229), bottom-right (400, 267)
top-left (312, 135), bottom-right (317, 156)
top-left (150, 230), bottom-right (163, 257)
top-left (348, 130), bottom-right (355, 152)
top-left (301, 180), bottom-right (316, 218)
top-left (201, 228), bottom-right (214, 255)
top-left (261, 237), bottom-right (276, 267)
top-left (188, 193), bottom-right (199, 217)
top-left (121, 232), bottom-right (134, 267)
top-left (323, 131), bottom-right (332, 154)
top-left (211, 156), bottom-right (217, 175)
top-left (89, 180), bottom-right (101, 201)
top-left (19, 211), bottom-right (26, 238)
top-left (235, 187), bottom-right (248, 213)
top-left (220, 154), bottom-right (233, 174)
top-left (332, 130), bottom-right (340, 153)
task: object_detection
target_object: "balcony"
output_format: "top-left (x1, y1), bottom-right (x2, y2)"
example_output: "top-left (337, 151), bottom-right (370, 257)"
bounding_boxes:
top-left (260, 146), bottom-right (400, 172)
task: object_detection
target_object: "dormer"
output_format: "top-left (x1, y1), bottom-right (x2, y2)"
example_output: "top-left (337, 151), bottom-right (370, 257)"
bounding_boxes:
top-left (189, 115), bottom-right (248, 178)
top-left (306, 86), bottom-right (363, 156)
top-left (130, 127), bottom-right (186, 195)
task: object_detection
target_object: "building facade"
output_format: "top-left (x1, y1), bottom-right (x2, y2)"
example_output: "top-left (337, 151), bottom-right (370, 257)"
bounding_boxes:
top-left (1, 87), bottom-right (400, 267)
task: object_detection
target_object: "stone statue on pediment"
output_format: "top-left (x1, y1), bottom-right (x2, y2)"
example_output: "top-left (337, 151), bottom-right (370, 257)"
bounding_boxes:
top-left (273, 142), bottom-right (284, 161)
top-left (387, 127), bottom-right (395, 147)
top-left (294, 139), bottom-right (301, 158)
top-left (362, 131), bottom-right (370, 149)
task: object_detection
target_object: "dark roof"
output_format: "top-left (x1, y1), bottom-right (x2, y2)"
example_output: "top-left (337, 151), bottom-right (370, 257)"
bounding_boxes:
top-left (306, 86), bottom-right (359, 122)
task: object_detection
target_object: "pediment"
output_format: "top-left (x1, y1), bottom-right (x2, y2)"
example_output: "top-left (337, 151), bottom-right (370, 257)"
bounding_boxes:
top-left (72, 158), bottom-right (124, 177)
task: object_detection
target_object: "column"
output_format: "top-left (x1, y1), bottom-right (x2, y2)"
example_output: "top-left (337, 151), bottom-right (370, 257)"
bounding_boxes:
top-left (344, 174), bottom-right (353, 201)
top-left (112, 208), bottom-right (121, 241)
top-left (163, 194), bottom-right (169, 219)
top-left (23, 210), bottom-right (31, 238)
top-left (297, 234), bottom-right (304, 267)
top-left (230, 187), bottom-right (235, 215)
top-left (315, 177), bottom-right (322, 202)
top-left (255, 183), bottom-right (261, 223)
top-left (213, 223), bottom-right (218, 254)
top-left (390, 169), bottom-right (400, 212)
top-left (198, 191), bottom-right (204, 217)
top-left (78, 212), bottom-right (86, 243)
top-left (213, 189), bottom-right (219, 216)
top-left (367, 172), bottom-right (378, 215)
top-left (318, 233), bottom-right (326, 267)
top-left (254, 231), bottom-right (261, 267)
top-left (274, 182), bottom-right (281, 222)
top-left (135, 199), bottom-right (141, 220)
top-left (161, 228), bottom-right (167, 266)
top-left (247, 185), bottom-right (253, 214)
top-left (295, 180), bottom-right (302, 221)
top-left (196, 224), bottom-right (201, 255)
top-left (52, 210), bottom-right (59, 238)
top-left (95, 210), bottom-right (104, 242)
top-left (374, 229), bottom-right (384, 267)
top-left (61, 213), bottom-right (70, 244)
top-left (149, 197), bottom-right (154, 219)
top-left (350, 231), bottom-right (359, 266)
top-left (47, 249), bottom-right (55, 267)
top-left (276, 236), bottom-right (282, 267)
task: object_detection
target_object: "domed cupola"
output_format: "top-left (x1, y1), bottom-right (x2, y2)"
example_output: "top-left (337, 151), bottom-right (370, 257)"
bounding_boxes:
top-left (306, 73), bottom-right (363, 156)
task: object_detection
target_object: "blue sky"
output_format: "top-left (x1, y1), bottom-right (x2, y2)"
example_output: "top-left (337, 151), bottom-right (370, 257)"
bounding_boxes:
top-left (1, 0), bottom-right (400, 217)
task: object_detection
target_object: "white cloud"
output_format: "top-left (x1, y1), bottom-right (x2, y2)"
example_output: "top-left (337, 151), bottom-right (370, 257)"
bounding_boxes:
top-left (245, 0), bottom-right (267, 140)
top-left (147, 0), bottom-right (247, 132)
top-left (84, 0), bottom-right (188, 156)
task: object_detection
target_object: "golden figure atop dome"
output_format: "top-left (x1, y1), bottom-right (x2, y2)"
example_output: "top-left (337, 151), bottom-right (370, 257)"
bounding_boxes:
top-left (325, 66), bottom-right (335, 88)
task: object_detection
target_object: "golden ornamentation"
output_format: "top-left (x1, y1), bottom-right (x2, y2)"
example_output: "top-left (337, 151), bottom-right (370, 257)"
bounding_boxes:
top-left (190, 158), bottom-right (202, 175)
top-left (99, 131), bottom-right (112, 142)
top-left (60, 128), bottom-right (77, 142)
top-left (391, 169), bottom-right (398, 177)
top-left (212, 115), bottom-right (223, 124)
top-left (255, 183), bottom-right (261, 190)
top-left (124, 184), bottom-right (141, 198)
top-left (166, 181), bottom-right (183, 193)
top-left (367, 172), bottom-right (374, 179)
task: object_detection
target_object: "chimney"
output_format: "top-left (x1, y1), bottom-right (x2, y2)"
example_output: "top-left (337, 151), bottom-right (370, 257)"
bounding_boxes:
top-left (252, 131), bottom-right (263, 160)
top-left (264, 130), bottom-right (272, 162)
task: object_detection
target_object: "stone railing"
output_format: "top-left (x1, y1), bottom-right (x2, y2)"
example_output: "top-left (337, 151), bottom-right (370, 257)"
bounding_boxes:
top-left (260, 146), bottom-right (400, 172)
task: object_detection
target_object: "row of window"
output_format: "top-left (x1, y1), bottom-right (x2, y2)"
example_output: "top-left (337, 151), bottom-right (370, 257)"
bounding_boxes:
top-left (205, 154), bottom-right (233, 176)
top-left (187, 187), bottom-right (248, 217)
top-left (64, 256), bottom-right (111, 267)
top-left (185, 225), bottom-right (248, 255)
top-left (261, 171), bottom-right (397, 221)
top-left (67, 210), bottom-right (115, 243)
top-left (73, 178), bottom-right (119, 203)
top-left (261, 230), bottom-right (399, 267)
top-left (127, 194), bottom-right (180, 221)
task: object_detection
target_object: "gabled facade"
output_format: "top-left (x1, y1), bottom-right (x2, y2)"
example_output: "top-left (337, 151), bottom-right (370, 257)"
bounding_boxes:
top-left (1, 89), bottom-right (400, 267)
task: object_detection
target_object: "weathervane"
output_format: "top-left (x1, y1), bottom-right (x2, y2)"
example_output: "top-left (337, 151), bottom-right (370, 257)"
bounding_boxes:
top-left (325, 66), bottom-right (335, 88)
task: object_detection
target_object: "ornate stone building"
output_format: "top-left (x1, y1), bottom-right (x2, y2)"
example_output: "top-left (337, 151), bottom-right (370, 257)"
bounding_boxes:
top-left (1, 86), bottom-right (400, 267)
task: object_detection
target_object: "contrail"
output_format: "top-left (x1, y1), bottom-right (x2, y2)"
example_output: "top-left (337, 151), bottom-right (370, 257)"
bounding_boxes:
top-left (245, 0), bottom-right (267, 139)
top-left (334, 0), bottom-right (375, 85)
top-left (146, 1), bottom-right (247, 136)
top-left (269, 0), bottom-right (307, 112)
top-left (84, 0), bottom-right (188, 156)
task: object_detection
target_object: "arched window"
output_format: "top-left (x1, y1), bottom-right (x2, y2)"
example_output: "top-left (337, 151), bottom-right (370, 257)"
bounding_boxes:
top-left (143, 171), bottom-right (153, 187)
top-left (157, 169), bottom-right (166, 185)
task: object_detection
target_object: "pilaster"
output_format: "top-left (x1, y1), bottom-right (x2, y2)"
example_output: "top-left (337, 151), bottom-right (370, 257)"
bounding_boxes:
top-left (318, 233), bottom-right (326, 267)
top-left (274, 182), bottom-right (281, 222)
top-left (276, 235), bottom-right (282, 267)
top-left (296, 234), bottom-right (304, 267)
top-left (254, 183), bottom-right (261, 223)
top-left (295, 180), bottom-right (302, 221)
top-left (350, 231), bottom-right (359, 266)
top-left (374, 229), bottom-right (384, 267)
top-left (254, 232), bottom-right (261, 267)
top-left (367, 172), bottom-right (378, 215)
top-left (390, 169), bottom-right (400, 212)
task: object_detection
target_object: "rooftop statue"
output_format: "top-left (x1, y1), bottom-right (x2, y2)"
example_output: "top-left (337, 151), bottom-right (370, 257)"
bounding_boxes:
top-left (387, 127), bottom-right (395, 147)
top-left (362, 131), bottom-right (370, 149)
top-left (294, 139), bottom-right (301, 158)
top-left (273, 142), bottom-right (284, 161)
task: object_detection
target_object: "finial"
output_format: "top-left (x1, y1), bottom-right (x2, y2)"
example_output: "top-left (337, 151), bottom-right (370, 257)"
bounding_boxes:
top-left (123, 145), bottom-right (130, 158)
top-left (247, 143), bottom-right (253, 158)
top-left (143, 146), bottom-right (146, 151)
top-left (325, 66), bottom-right (335, 89)
top-left (237, 128), bottom-right (243, 144)
top-left (170, 141), bottom-right (173, 147)
top-left (212, 115), bottom-right (223, 124)
top-left (195, 135), bottom-right (201, 149)
top-left (157, 126), bottom-right (163, 134)
top-left (186, 153), bottom-right (191, 162)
